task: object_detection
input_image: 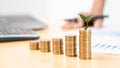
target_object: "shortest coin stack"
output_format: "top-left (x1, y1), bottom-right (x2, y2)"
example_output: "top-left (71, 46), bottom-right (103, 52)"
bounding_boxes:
top-left (52, 38), bottom-right (63, 54)
top-left (40, 40), bottom-right (51, 52)
top-left (65, 35), bottom-right (77, 57)
top-left (29, 41), bottom-right (39, 50)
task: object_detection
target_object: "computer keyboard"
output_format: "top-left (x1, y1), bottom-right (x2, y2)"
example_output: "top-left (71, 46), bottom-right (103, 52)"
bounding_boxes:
top-left (0, 28), bottom-right (39, 42)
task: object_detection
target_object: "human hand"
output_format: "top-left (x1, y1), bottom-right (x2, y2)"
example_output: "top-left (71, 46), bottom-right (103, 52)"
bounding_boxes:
top-left (62, 12), bottom-right (103, 29)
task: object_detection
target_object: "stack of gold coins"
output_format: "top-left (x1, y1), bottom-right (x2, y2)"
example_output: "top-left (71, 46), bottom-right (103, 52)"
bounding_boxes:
top-left (79, 30), bottom-right (91, 60)
top-left (29, 41), bottom-right (39, 50)
top-left (40, 40), bottom-right (51, 52)
top-left (65, 35), bottom-right (77, 57)
top-left (52, 38), bottom-right (63, 54)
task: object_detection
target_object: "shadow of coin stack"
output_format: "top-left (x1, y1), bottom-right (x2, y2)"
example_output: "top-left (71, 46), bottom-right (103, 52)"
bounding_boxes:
top-left (65, 35), bottom-right (77, 57)
top-left (29, 41), bottom-right (39, 50)
top-left (52, 38), bottom-right (64, 54)
top-left (40, 40), bottom-right (51, 52)
top-left (79, 30), bottom-right (91, 60)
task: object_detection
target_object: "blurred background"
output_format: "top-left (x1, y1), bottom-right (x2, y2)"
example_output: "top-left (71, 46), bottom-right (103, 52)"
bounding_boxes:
top-left (0, 0), bottom-right (119, 26)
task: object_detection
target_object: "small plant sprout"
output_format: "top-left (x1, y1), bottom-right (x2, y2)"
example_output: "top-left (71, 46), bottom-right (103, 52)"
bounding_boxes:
top-left (79, 14), bottom-right (95, 30)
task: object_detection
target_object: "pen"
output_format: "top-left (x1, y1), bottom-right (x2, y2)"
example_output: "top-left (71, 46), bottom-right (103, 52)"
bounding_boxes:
top-left (64, 15), bottom-right (108, 26)
top-left (64, 15), bottom-right (108, 22)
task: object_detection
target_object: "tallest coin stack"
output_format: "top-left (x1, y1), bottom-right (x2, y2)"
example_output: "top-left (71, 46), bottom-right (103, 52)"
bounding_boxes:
top-left (79, 30), bottom-right (91, 60)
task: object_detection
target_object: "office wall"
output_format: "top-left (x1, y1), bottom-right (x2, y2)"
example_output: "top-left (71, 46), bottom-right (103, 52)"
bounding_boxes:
top-left (104, 0), bottom-right (120, 25)
top-left (48, 0), bottom-right (120, 25)
top-left (47, 0), bottom-right (93, 20)
top-left (0, 0), bottom-right (93, 19)
top-left (0, 0), bottom-right (49, 19)
top-left (0, 0), bottom-right (119, 25)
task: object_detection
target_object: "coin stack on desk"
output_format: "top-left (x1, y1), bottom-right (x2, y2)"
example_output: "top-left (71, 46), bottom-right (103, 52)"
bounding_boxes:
top-left (65, 35), bottom-right (77, 57)
top-left (29, 41), bottom-right (39, 50)
top-left (79, 30), bottom-right (91, 60)
top-left (52, 38), bottom-right (64, 54)
top-left (40, 40), bottom-right (51, 52)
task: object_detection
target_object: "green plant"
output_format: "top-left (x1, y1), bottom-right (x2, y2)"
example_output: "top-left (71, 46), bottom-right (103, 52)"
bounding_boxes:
top-left (79, 14), bottom-right (95, 30)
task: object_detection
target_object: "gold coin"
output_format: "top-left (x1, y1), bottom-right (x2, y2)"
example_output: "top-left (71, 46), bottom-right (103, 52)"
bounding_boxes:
top-left (79, 30), bottom-right (91, 60)
top-left (65, 35), bottom-right (77, 57)
top-left (40, 40), bottom-right (51, 52)
top-left (65, 35), bottom-right (76, 41)
top-left (29, 41), bottom-right (39, 50)
top-left (52, 38), bottom-right (63, 54)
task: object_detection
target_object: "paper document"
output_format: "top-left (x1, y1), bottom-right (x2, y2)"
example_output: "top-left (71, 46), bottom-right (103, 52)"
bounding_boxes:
top-left (92, 43), bottom-right (120, 55)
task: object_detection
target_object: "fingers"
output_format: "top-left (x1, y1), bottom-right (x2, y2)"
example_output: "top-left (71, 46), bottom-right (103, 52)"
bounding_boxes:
top-left (62, 21), bottom-right (75, 29)
top-left (62, 15), bottom-right (84, 29)
top-left (93, 19), bottom-right (103, 28)
top-left (80, 12), bottom-right (103, 27)
top-left (63, 12), bottom-right (103, 29)
top-left (76, 15), bottom-right (84, 28)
